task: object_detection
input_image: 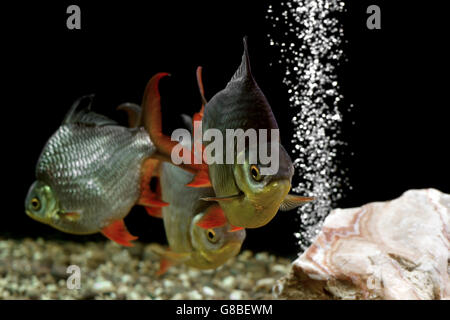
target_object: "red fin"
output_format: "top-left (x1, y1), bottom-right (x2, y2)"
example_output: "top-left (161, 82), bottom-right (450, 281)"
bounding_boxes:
top-left (141, 73), bottom-right (178, 159)
top-left (186, 169), bottom-right (212, 188)
top-left (149, 244), bottom-right (191, 275)
top-left (61, 211), bottom-right (81, 222)
top-left (145, 207), bottom-right (162, 219)
top-left (196, 205), bottom-right (227, 229)
top-left (139, 159), bottom-right (168, 207)
top-left (196, 66), bottom-right (208, 107)
top-left (229, 225), bottom-right (244, 232)
top-left (101, 220), bottom-right (138, 247)
top-left (156, 258), bottom-right (172, 276)
top-left (185, 66), bottom-right (208, 180)
top-left (141, 72), bottom-right (209, 181)
top-left (139, 196), bottom-right (169, 208)
top-left (192, 105), bottom-right (204, 123)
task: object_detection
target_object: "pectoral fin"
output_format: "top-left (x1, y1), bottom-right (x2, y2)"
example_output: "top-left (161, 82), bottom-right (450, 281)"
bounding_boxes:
top-left (59, 211), bottom-right (81, 222)
top-left (186, 169), bottom-right (212, 188)
top-left (229, 225), bottom-right (244, 232)
top-left (156, 258), bottom-right (173, 276)
top-left (279, 194), bottom-right (315, 211)
top-left (148, 244), bottom-right (191, 276)
top-left (139, 197), bottom-right (169, 208)
top-left (200, 193), bottom-right (243, 202)
top-left (101, 219), bottom-right (138, 247)
top-left (138, 159), bottom-right (168, 208)
top-left (145, 207), bottom-right (163, 219)
top-left (195, 205), bottom-right (227, 229)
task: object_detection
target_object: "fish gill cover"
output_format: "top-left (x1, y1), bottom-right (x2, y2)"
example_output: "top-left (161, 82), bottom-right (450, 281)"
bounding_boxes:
top-left (266, 0), bottom-right (351, 252)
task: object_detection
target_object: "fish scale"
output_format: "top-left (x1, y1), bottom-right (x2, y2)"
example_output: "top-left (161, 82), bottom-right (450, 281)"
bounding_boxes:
top-left (36, 123), bottom-right (155, 234)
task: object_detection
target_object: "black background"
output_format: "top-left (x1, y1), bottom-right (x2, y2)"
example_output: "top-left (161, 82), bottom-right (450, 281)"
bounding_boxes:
top-left (3, 1), bottom-right (448, 257)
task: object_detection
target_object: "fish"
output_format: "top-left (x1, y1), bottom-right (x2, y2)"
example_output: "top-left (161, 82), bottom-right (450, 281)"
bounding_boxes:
top-left (25, 73), bottom-right (175, 246)
top-left (151, 134), bottom-right (246, 274)
top-left (192, 37), bottom-right (314, 229)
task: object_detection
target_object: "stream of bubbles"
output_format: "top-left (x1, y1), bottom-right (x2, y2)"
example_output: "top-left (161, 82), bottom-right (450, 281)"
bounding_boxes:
top-left (266, 0), bottom-right (350, 252)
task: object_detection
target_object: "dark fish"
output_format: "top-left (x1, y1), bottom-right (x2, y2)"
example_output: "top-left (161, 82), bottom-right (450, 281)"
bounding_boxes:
top-left (193, 38), bottom-right (313, 229)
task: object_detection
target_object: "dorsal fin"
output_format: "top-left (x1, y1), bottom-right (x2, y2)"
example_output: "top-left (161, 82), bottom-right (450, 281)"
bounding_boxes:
top-left (227, 36), bottom-right (253, 86)
top-left (62, 95), bottom-right (94, 124)
top-left (180, 114), bottom-right (193, 133)
top-left (117, 102), bottom-right (142, 128)
top-left (196, 66), bottom-right (208, 106)
top-left (63, 95), bottom-right (117, 127)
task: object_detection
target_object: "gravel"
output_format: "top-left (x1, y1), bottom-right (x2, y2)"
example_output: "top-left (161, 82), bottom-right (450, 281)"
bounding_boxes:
top-left (0, 238), bottom-right (292, 300)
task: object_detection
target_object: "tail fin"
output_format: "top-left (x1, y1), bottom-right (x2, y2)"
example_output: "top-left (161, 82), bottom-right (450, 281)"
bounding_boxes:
top-left (140, 72), bottom-right (210, 186)
top-left (140, 73), bottom-right (178, 160)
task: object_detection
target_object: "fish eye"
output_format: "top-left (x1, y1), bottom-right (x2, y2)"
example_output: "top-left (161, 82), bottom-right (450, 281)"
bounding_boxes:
top-left (31, 197), bottom-right (41, 211)
top-left (250, 164), bottom-right (262, 181)
top-left (206, 229), bottom-right (218, 243)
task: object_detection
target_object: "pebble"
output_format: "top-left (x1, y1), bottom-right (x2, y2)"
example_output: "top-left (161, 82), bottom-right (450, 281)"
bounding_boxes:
top-left (255, 252), bottom-right (269, 261)
top-left (171, 293), bottom-right (184, 300)
top-left (221, 276), bottom-right (236, 289)
top-left (163, 279), bottom-right (174, 288)
top-left (255, 278), bottom-right (275, 291)
top-left (50, 265), bottom-right (68, 280)
top-left (121, 274), bottom-right (132, 284)
top-left (202, 286), bottom-right (215, 296)
top-left (0, 239), bottom-right (291, 300)
top-left (128, 291), bottom-right (140, 300)
top-left (187, 290), bottom-right (202, 300)
top-left (93, 280), bottom-right (114, 293)
top-left (230, 290), bottom-right (248, 300)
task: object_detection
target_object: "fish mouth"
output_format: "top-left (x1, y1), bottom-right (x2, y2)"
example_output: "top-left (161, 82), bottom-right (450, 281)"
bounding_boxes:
top-left (200, 190), bottom-right (245, 202)
top-left (203, 241), bottom-right (243, 264)
top-left (25, 210), bottom-right (49, 224)
top-left (223, 190), bottom-right (245, 200)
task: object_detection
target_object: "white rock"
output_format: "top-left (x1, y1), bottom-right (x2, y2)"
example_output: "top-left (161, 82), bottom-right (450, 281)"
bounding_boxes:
top-left (121, 274), bottom-right (132, 284)
top-left (272, 264), bottom-right (289, 274)
top-left (256, 278), bottom-right (275, 290)
top-left (202, 286), bottom-right (215, 296)
top-left (117, 285), bottom-right (128, 296)
top-left (187, 290), bottom-right (203, 300)
top-left (163, 279), bottom-right (174, 288)
top-left (178, 273), bottom-right (189, 281)
top-left (154, 287), bottom-right (163, 296)
top-left (128, 291), bottom-right (140, 300)
top-left (171, 293), bottom-right (184, 300)
top-left (255, 252), bottom-right (269, 261)
top-left (92, 280), bottom-right (114, 293)
top-left (276, 189), bottom-right (450, 300)
top-left (222, 276), bottom-right (236, 289)
top-left (188, 270), bottom-right (200, 277)
top-left (230, 290), bottom-right (248, 300)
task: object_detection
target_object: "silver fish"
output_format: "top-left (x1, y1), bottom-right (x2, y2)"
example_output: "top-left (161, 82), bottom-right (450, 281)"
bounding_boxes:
top-left (25, 74), bottom-right (172, 246)
top-left (153, 159), bottom-right (246, 273)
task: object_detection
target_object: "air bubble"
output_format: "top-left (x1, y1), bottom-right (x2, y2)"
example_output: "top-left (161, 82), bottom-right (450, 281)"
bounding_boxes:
top-left (266, 0), bottom-right (350, 252)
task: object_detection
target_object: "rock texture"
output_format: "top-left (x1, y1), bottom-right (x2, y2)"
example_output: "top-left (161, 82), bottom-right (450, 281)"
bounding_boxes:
top-left (275, 189), bottom-right (450, 300)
